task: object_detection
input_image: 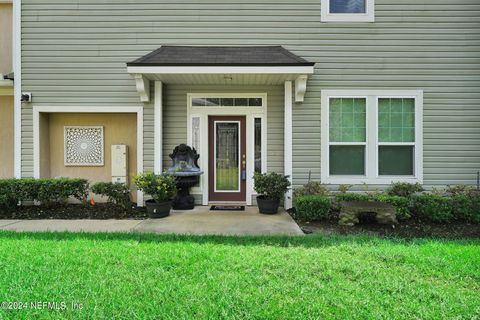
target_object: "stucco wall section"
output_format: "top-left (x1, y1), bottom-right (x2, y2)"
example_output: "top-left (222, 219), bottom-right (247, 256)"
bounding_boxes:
top-left (45, 113), bottom-right (138, 198)
top-left (0, 96), bottom-right (14, 178)
top-left (0, 3), bottom-right (12, 75)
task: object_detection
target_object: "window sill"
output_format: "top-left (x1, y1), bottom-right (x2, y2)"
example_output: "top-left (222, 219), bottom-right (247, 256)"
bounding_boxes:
top-left (321, 176), bottom-right (422, 185)
top-left (320, 14), bottom-right (375, 23)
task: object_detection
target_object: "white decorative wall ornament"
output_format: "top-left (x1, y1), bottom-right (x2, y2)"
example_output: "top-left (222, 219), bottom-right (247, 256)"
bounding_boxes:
top-left (64, 126), bottom-right (104, 166)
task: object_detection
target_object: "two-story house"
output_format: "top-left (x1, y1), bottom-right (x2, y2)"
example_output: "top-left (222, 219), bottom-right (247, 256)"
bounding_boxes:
top-left (7, 0), bottom-right (480, 207)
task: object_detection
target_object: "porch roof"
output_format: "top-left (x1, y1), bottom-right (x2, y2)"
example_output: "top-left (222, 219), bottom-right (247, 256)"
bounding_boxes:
top-left (127, 46), bottom-right (314, 67)
top-left (126, 46), bottom-right (315, 103)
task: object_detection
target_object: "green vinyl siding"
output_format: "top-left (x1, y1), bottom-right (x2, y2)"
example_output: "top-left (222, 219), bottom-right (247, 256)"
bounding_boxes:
top-left (19, 0), bottom-right (480, 188)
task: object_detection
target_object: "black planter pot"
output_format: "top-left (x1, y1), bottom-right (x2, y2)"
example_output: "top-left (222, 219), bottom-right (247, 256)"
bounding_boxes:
top-left (256, 196), bottom-right (280, 214)
top-left (145, 199), bottom-right (172, 218)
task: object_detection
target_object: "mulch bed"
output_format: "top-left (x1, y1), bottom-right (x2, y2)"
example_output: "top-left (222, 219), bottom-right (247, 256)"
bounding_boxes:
top-left (0, 204), bottom-right (147, 220)
top-left (299, 219), bottom-right (480, 239)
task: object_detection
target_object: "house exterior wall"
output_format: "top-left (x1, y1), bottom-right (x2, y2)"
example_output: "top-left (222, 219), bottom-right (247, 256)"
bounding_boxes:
top-left (20, 0), bottom-right (480, 188)
top-left (0, 3), bottom-right (12, 75)
top-left (0, 96), bottom-right (14, 178)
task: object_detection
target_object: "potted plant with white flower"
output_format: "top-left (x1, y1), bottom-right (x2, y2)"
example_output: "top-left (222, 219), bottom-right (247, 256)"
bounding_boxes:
top-left (133, 172), bottom-right (177, 218)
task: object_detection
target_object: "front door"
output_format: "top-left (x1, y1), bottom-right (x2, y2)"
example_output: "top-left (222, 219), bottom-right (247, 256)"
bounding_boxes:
top-left (208, 116), bottom-right (246, 202)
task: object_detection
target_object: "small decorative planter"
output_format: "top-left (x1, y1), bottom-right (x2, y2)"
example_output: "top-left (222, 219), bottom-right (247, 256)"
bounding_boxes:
top-left (134, 171), bottom-right (177, 219)
top-left (256, 196), bottom-right (280, 214)
top-left (253, 172), bottom-right (291, 215)
top-left (145, 199), bottom-right (172, 218)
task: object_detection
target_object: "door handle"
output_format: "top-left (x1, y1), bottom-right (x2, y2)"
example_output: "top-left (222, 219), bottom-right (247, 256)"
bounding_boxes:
top-left (241, 155), bottom-right (246, 181)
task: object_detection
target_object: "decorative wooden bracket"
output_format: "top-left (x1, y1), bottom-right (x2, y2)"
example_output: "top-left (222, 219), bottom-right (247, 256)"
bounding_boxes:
top-left (295, 75), bottom-right (308, 102)
top-left (134, 73), bottom-right (150, 102)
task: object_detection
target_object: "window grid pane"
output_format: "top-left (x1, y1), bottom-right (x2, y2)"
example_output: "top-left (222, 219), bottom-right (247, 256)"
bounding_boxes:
top-left (192, 97), bottom-right (263, 107)
top-left (329, 145), bottom-right (365, 175)
top-left (329, 98), bottom-right (366, 142)
top-left (330, 0), bottom-right (366, 14)
top-left (378, 98), bottom-right (415, 143)
top-left (378, 146), bottom-right (414, 176)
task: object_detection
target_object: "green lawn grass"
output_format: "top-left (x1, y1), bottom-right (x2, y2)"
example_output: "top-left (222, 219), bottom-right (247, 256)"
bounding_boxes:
top-left (0, 232), bottom-right (479, 319)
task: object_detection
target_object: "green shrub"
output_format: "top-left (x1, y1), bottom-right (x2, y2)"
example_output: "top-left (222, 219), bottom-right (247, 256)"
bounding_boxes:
top-left (0, 179), bottom-right (19, 209)
top-left (451, 194), bottom-right (480, 223)
top-left (373, 194), bottom-right (412, 220)
top-left (412, 194), bottom-right (453, 223)
top-left (386, 182), bottom-right (424, 197)
top-left (338, 184), bottom-right (352, 193)
top-left (445, 185), bottom-right (475, 196)
top-left (36, 178), bottom-right (89, 205)
top-left (91, 182), bottom-right (132, 210)
top-left (335, 192), bottom-right (370, 202)
top-left (294, 195), bottom-right (332, 221)
top-left (293, 181), bottom-right (330, 198)
top-left (133, 172), bottom-right (177, 203)
top-left (253, 172), bottom-right (290, 201)
top-left (0, 178), bottom-right (89, 209)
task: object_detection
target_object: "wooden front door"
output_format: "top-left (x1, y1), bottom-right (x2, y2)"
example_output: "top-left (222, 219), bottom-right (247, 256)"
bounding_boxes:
top-left (208, 116), bottom-right (246, 202)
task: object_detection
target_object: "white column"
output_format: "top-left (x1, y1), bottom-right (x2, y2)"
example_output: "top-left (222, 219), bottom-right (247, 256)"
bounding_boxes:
top-left (284, 81), bottom-right (293, 210)
top-left (154, 81), bottom-right (163, 174)
top-left (136, 107), bottom-right (144, 205)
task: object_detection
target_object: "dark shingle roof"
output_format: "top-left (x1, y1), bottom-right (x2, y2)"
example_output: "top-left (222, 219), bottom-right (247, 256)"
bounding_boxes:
top-left (127, 46), bottom-right (314, 66)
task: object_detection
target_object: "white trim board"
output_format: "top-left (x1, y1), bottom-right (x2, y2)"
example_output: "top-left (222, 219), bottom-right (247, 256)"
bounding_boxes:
top-left (32, 105), bottom-right (144, 205)
top-left (154, 81), bottom-right (162, 174)
top-left (320, 89), bottom-right (423, 185)
top-left (127, 66), bottom-right (314, 75)
top-left (13, 0), bottom-right (21, 178)
top-left (186, 93), bottom-right (268, 206)
top-left (284, 81), bottom-right (293, 210)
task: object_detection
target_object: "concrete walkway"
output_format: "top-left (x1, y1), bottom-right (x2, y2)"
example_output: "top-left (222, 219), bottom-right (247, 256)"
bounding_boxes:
top-left (0, 206), bottom-right (304, 236)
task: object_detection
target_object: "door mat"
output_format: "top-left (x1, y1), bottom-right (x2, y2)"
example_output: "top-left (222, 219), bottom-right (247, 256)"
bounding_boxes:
top-left (210, 205), bottom-right (245, 211)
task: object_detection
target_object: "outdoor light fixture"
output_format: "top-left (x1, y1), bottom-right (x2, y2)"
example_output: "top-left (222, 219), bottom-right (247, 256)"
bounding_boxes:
top-left (21, 92), bottom-right (32, 102)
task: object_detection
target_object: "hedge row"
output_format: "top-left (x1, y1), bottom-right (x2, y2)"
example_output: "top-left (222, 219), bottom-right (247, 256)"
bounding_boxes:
top-left (0, 178), bottom-right (137, 209)
top-left (294, 192), bottom-right (480, 224)
top-left (0, 178), bottom-right (89, 209)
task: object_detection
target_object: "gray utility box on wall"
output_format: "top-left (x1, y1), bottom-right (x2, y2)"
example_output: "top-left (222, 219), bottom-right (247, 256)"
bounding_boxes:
top-left (111, 144), bottom-right (128, 184)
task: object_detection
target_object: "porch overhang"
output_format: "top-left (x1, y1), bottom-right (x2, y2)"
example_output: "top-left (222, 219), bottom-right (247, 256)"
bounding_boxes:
top-left (126, 46), bottom-right (315, 103)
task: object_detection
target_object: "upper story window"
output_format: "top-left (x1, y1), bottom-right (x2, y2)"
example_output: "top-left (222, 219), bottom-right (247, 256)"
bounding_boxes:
top-left (321, 90), bottom-right (423, 185)
top-left (321, 0), bottom-right (375, 22)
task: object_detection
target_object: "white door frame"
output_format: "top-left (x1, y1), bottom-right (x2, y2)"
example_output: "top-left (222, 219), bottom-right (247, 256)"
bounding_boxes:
top-left (32, 105), bottom-right (144, 205)
top-left (186, 93), bottom-right (268, 205)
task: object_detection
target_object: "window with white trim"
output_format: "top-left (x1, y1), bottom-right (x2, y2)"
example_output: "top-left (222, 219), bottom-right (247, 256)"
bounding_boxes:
top-left (321, 90), bottom-right (423, 184)
top-left (321, 0), bottom-right (375, 22)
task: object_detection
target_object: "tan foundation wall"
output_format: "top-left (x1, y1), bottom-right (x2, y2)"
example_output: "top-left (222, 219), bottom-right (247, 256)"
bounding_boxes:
top-left (0, 96), bottom-right (14, 178)
top-left (46, 113), bottom-right (138, 201)
top-left (0, 3), bottom-right (13, 75)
